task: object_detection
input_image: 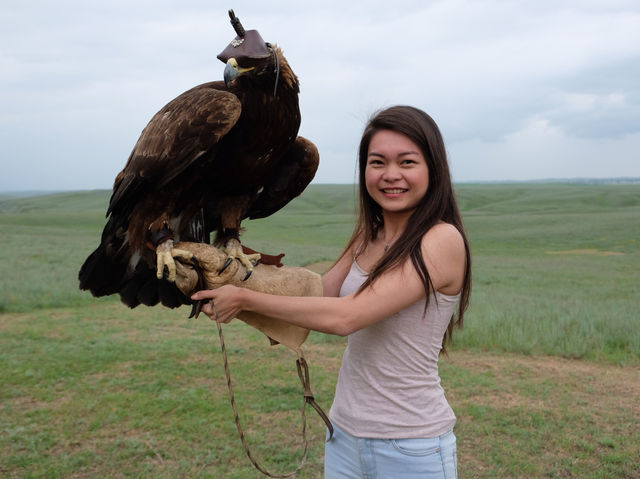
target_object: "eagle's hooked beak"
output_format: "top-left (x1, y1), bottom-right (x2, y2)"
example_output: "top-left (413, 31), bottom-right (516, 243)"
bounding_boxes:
top-left (224, 58), bottom-right (255, 87)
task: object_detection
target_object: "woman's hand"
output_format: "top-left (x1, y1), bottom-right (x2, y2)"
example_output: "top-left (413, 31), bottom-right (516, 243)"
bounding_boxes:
top-left (191, 284), bottom-right (245, 323)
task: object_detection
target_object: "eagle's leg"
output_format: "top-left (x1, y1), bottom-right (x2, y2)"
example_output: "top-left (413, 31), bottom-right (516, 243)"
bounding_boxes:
top-left (216, 201), bottom-right (260, 280)
top-left (156, 239), bottom-right (195, 282)
top-left (220, 237), bottom-right (261, 280)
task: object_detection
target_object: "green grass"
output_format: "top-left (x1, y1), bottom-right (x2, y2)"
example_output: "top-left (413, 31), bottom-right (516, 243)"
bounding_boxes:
top-left (452, 184), bottom-right (640, 363)
top-left (1, 183), bottom-right (638, 363)
top-left (441, 351), bottom-right (639, 478)
top-left (1, 305), bottom-right (335, 478)
top-left (1, 183), bottom-right (639, 478)
top-left (2, 311), bottom-right (638, 478)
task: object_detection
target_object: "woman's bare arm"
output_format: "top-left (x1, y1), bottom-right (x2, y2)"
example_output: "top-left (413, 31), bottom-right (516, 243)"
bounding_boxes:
top-left (191, 224), bottom-right (465, 336)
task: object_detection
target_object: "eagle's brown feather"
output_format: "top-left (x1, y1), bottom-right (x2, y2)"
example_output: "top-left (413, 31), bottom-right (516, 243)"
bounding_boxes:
top-left (79, 34), bottom-right (318, 309)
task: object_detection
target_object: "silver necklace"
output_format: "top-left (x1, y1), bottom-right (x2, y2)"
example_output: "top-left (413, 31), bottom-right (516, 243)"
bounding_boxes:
top-left (383, 232), bottom-right (400, 252)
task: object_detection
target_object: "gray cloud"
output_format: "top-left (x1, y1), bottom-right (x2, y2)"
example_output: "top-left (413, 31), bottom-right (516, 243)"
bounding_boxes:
top-left (1, 1), bottom-right (639, 190)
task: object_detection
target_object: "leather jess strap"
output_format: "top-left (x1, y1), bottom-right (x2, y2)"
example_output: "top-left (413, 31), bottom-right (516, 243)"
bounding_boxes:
top-left (296, 356), bottom-right (334, 439)
top-left (215, 317), bottom-right (333, 478)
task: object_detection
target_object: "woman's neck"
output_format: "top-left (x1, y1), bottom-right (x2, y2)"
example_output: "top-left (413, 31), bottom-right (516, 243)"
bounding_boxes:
top-left (378, 212), bottom-right (411, 249)
top-left (381, 210), bottom-right (412, 234)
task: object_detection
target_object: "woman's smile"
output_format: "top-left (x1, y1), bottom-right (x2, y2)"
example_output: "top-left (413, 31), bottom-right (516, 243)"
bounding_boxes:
top-left (382, 188), bottom-right (408, 195)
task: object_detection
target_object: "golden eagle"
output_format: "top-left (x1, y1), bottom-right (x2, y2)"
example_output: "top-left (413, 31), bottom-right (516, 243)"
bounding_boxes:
top-left (78, 10), bottom-right (319, 310)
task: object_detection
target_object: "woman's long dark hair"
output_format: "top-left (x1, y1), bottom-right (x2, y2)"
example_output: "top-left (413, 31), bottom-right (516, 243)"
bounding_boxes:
top-left (341, 105), bottom-right (471, 352)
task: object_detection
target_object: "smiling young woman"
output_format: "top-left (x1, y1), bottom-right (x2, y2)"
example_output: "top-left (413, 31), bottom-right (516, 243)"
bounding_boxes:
top-left (192, 105), bottom-right (471, 478)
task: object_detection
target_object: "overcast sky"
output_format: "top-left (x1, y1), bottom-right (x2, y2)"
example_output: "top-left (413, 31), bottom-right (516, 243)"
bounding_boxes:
top-left (1, 0), bottom-right (639, 191)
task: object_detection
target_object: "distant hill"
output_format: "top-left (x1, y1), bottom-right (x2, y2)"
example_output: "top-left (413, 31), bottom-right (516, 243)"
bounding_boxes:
top-left (0, 190), bottom-right (65, 201)
top-left (2, 178), bottom-right (639, 201)
top-left (0, 190), bottom-right (111, 214)
top-left (457, 177), bottom-right (640, 185)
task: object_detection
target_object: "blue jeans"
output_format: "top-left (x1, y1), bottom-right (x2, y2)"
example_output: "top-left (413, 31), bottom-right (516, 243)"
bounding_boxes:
top-left (324, 423), bottom-right (458, 479)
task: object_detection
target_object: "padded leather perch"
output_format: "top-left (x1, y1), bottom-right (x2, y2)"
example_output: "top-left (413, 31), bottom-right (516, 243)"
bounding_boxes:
top-left (173, 241), bottom-right (322, 356)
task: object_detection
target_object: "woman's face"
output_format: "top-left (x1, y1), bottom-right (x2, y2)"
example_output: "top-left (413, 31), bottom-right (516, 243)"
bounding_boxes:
top-left (365, 129), bottom-right (430, 215)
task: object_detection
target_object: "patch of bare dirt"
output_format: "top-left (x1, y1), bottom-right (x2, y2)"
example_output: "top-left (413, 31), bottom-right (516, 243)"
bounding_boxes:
top-left (444, 351), bottom-right (640, 478)
top-left (448, 351), bottom-right (639, 408)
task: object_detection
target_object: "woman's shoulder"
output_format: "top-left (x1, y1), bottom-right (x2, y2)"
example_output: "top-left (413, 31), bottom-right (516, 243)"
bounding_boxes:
top-left (419, 223), bottom-right (466, 294)
top-left (421, 222), bottom-right (464, 248)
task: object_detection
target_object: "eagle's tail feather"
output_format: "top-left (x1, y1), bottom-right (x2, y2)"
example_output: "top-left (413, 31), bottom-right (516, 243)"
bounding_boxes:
top-left (78, 243), bottom-right (125, 297)
top-left (119, 268), bottom-right (146, 308)
top-left (79, 218), bottom-right (192, 311)
top-left (158, 279), bottom-right (188, 308)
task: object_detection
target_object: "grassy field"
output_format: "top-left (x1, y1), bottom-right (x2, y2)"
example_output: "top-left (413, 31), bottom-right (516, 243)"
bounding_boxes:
top-left (1, 184), bottom-right (639, 478)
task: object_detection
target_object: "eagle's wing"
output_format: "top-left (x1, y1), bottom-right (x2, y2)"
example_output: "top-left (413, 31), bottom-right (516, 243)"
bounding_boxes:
top-left (247, 137), bottom-right (319, 220)
top-left (108, 83), bottom-right (241, 216)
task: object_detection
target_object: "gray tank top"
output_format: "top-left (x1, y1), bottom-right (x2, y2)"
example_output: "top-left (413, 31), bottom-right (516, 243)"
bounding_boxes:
top-left (329, 260), bottom-right (459, 438)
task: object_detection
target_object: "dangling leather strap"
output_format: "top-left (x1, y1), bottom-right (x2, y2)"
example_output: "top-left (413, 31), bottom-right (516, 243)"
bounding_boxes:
top-left (296, 357), bottom-right (334, 440)
top-left (214, 312), bottom-right (332, 478)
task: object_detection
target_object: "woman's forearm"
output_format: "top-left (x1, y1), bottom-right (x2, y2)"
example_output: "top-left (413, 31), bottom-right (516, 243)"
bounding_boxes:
top-left (192, 285), bottom-right (358, 336)
top-left (240, 288), bottom-right (355, 336)
top-left (192, 254), bottom-right (427, 337)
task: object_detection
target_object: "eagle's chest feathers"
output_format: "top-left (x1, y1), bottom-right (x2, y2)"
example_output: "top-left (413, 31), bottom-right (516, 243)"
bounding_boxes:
top-left (237, 96), bottom-right (299, 168)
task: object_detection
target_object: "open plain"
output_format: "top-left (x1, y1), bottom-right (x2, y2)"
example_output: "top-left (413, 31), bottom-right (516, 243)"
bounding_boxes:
top-left (1, 183), bottom-right (638, 478)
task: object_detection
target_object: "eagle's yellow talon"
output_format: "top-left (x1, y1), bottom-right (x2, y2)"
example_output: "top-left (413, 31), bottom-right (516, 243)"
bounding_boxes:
top-left (222, 238), bottom-right (261, 279)
top-left (156, 240), bottom-right (194, 282)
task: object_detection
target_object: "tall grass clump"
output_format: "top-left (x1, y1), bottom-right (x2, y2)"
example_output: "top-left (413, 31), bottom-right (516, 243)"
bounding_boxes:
top-left (453, 183), bottom-right (640, 363)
